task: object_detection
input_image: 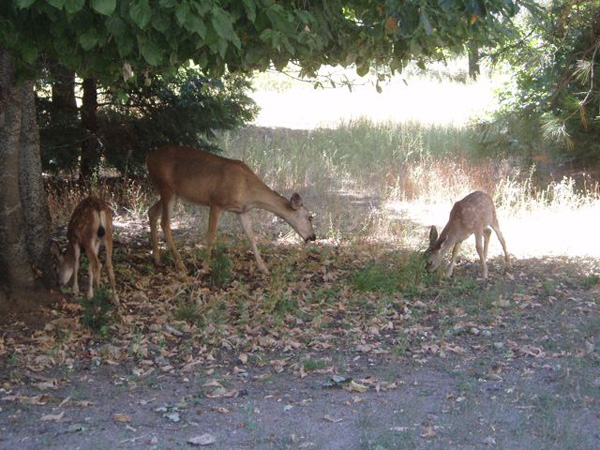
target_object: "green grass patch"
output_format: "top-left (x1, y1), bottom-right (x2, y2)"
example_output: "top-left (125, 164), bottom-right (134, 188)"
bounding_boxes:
top-left (79, 288), bottom-right (116, 338)
top-left (207, 244), bottom-right (233, 288)
top-left (352, 251), bottom-right (431, 295)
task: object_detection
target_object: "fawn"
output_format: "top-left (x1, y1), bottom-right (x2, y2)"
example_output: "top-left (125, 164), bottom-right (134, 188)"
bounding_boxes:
top-left (426, 191), bottom-right (510, 279)
top-left (54, 196), bottom-right (118, 304)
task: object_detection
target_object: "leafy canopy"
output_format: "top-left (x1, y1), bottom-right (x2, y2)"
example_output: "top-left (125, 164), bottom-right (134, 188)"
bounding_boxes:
top-left (481, 0), bottom-right (600, 164)
top-left (1, 0), bottom-right (527, 81)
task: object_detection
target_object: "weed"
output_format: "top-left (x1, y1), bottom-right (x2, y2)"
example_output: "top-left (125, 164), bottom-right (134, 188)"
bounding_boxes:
top-left (207, 244), bottom-right (233, 288)
top-left (79, 288), bottom-right (116, 338)
top-left (174, 301), bottom-right (204, 326)
top-left (577, 273), bottom-right (600, 290)
top-left (302, 358), bottom-right (327, 372)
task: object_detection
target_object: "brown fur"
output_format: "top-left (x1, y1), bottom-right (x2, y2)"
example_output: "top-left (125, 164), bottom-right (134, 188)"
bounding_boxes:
top-left (147, 146), bottom-right (316, 274)
top-left (427, 191), bottom-right (510, 279)
top-left (58, 197), bottom-right (118, 303)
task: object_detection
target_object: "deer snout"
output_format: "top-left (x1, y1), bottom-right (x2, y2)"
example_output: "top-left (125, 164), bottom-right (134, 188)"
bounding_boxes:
top-left (305, 234), bottom-right (316, 242)
top-left (425, 256), bottom-right (440, 273)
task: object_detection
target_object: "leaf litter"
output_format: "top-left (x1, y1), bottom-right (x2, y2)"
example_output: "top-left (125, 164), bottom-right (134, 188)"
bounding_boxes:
top-left (0, 225), bottom-right (599, 448)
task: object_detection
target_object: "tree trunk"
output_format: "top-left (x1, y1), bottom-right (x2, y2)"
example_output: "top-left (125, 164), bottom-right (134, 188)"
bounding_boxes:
top-left (80, 77), bottom-right (99, 180)
top-left (468, 42), bottom-right (480, 81)
top-left (0, 48), bottom-right (53, 294)
top-left (47, 63), bottom-right (80, 168)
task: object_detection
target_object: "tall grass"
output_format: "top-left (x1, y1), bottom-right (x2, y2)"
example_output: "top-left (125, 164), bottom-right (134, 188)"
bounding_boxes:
top-left (219, 118), bottom-right (598, 206)
top-left (47, 117), bottom-right (600, 257)
top-left (215, 118), bottom-right (599, 256)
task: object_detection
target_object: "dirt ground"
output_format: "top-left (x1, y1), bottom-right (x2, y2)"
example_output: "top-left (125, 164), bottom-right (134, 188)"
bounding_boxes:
top-left (1, 214), bottom-right (599, 450)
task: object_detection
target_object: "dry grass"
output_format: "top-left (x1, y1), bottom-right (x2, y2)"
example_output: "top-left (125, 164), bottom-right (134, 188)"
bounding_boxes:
top-left (48, 67), bottom-right (600, 262)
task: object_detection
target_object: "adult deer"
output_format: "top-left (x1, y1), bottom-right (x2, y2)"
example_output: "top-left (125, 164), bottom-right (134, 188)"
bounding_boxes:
top-left (147, 146), bottom-right (316, 275)
top-left (54, 196), bottom-right (118, 303)
top-left (426, 191), bottom-right (509, 279)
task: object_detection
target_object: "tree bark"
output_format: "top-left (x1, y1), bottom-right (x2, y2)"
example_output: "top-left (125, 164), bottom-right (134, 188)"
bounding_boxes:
top-left (0, 48), bottom-right (53, 293)
top-left (47, 63), bottom-right (80, 167)
top-left (80, 77), bottom-right (99, 180)
top-left (468, 42), bottom-right (480, 81)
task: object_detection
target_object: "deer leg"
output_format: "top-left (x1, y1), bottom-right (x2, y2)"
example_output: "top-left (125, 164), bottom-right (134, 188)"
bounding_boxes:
top-left (239, 212), bottom-right (269, 275)
top-left (483, 227), bottom-right (492, 259)
top-left (148, 199), bottom-right (163, 265)
top-left (160, 196), bottom-right (186, 272)
top-left (84, 242), bottom-right (102, 298)
top-left (491, 223), bottom-right (510, 269)
top-left (72, 246), bottom-right (81, 295)
top-left (474, 231), bottom-right (487, 279)
top-left (103, 232), bottom-right (119, 305)
top-left (207, 205), bottom-right (224, 258)
top-left (447, 241), bottom-right (462, 278)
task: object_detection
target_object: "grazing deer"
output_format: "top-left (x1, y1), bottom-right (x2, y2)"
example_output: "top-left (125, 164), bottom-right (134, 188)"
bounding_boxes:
top-left (147, 145), bottom-right (316, 275)
top-left (426, 191), bottom-right (509, 279)
top-left (54, 196), bottom-right (118, 303)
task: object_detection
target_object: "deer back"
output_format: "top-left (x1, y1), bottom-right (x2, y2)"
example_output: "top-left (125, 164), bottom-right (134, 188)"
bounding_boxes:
top-left (147, 146), bottom-right (267, 209)
top-left (427, 191), bottom-right (496, 268)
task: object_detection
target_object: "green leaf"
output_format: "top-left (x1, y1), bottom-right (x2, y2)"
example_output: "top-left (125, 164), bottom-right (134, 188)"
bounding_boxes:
top-left (91, 0), bottom-right (116, 15)
top-left (185, 16), bottom-right (207, 38)
top-left (420, 11), bottom-right (433, 36)
top-left (241, 0), bottom-right (256, 23)
top-left (106, 16), bottom-right (127, 38)
top-left (356, 60), bottom-right (370, 77)
top-left (46, 0), bottom-right (66, 10)
top-left (152, 12), bottom-right (171, 33)
top-left (115, 34), bottom-right (135, 58)
top-left (20, 45), bottom-right (39, 64)
top-left (211, 7), bottom-right (235, 40)
top-left (64, 0), bottom-right (85, 13)
top-left (15, 0), bottom-right (37, 8)
top-left (79, 30), bottom-right (99, 50)
top-left (138, 36), bottom-right (163, 65)
top-left (130, 0), bottom-right (152, 29)
top-left (266, 4), bottom-right (287, 30)
top-left (175, 2), bottom-right (190, 27)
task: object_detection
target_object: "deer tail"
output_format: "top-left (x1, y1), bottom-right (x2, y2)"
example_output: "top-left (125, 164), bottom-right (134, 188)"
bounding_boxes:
top-left (97, 210), bottom-right (107, 238)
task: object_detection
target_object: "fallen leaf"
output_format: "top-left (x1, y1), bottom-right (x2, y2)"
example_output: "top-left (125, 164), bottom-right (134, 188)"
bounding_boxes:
top-left (346, 381), bottom-right (368, 393)
top-left (420, 423), bottom-right (436, 438)
top-left (113, 413), bottom-right (132, 422)
top-left (41, 411), bottom-right (65, 422)
top-left (188, 433), bottom-right (216, 446)
top-left (211, 406), bottom-right (230, 414)
top-left (324, 414), bottom-right (343, 423)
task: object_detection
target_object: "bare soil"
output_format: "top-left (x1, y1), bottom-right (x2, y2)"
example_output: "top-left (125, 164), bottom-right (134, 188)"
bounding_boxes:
top-left (1, 213), bottom-right (599, 450)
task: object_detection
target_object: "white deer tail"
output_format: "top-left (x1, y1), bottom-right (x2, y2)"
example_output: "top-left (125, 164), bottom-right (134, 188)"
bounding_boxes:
top-left (97, 210), bottom-right (107, 238)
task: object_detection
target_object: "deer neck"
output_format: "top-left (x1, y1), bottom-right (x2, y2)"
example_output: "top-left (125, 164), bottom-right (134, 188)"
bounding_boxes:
top-left (253, 188), bottom-right (293, 219)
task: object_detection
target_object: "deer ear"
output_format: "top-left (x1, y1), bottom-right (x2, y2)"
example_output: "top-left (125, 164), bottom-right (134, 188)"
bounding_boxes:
top-left (290, 193), bottom-right (303, 210)
top-left (428, 226), bottom-right (438, 247)
top-left (50, 241), bottom-right (62, 259)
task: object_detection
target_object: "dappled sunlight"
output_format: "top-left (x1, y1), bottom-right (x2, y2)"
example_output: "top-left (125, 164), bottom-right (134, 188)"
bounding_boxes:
top-left (501, 202), bottom-right (600, 259)
top-left (384, 198), bottom-right (600, 259)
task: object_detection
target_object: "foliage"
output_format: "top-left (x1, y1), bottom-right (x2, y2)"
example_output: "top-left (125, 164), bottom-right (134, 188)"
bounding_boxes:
top-left (100, 69), bottom-right (257, 175)
top-left (79, 288), bottom-right (116, 338)
top-left (207, 244), bottom-right (234, 289)
top-left (352, 252), bottom-right (431, 296)
top-left (2, 0), bottom-right (529, 84)
top-left (36, 68), bottom-right (257, 175)
top-left (481, 0), bottom-right (600, 165)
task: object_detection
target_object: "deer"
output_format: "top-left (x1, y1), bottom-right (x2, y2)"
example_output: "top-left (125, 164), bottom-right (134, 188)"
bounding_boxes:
top-left (53, 196), bottom-right (118, 304)
top-left (147, 145), bottom-right (316, 275)
top-left (426, 191), bottom-right (510, 279)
